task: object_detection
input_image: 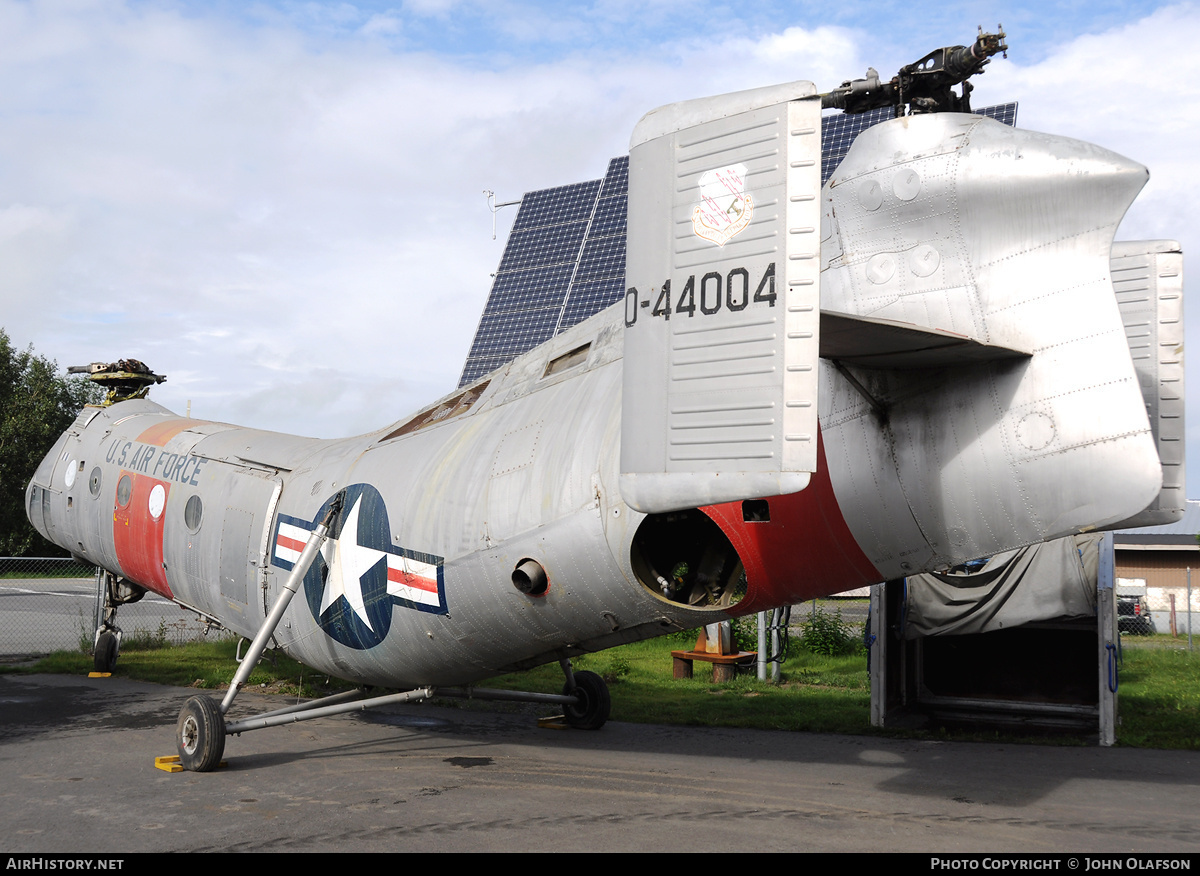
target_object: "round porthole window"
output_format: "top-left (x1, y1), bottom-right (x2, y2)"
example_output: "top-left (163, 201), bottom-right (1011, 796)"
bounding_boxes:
top-left (116, 474), bottom-right (132, 508)
top-left (185, 494), bottom-right (203, 532)
top-left (89, 467), bottom-right (102, 498)
top-left (148, 484), bottom-right (166, 520)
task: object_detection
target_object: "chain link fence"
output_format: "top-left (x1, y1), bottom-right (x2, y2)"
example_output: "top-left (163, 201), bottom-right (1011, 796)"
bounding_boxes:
top-left (0, 557), bottom-right (219, 659)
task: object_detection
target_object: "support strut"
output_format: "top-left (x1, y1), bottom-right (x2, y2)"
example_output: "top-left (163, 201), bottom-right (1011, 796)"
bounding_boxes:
top-left (219, 494), bottom-right (343, 716)
top-left (175, 493), bottom-right (612, 771)
top-left (176, 494), bottom-right (342, 771)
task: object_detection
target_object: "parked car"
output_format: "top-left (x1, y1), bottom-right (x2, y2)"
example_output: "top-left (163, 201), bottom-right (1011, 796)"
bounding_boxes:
top-left (1117, 595), bottom-right (1158, 635)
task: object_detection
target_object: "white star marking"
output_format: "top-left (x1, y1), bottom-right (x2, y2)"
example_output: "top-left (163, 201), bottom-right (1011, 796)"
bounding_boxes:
top-left (318, 496), bottom-right (386, 631)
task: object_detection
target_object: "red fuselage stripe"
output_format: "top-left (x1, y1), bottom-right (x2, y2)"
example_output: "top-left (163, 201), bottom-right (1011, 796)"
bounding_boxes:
top-left (111, 471), bottom-right (174, 599)
top-left (277, 534), bottom-right (306, 553)
top-left (701, 429), bottom-right (881, 614)
top-left (135, 419), bottom-right (200, 447)
top-left (387, 567), bottom-right (438, 594)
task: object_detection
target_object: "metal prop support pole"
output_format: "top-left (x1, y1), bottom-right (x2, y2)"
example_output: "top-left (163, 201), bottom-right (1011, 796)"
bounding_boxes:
top-left (757, 611), bottom-right (767, 680)
top-left (222, 684), bottom-right (588, 736)
top-left (226, 687), bottom-right (432, 734)
top-left (771, 608), bottom-right (782, 683)
top-left (219, 497), bottom-right (342, 716)
top-left (431, 687), bottom-right (582, 706)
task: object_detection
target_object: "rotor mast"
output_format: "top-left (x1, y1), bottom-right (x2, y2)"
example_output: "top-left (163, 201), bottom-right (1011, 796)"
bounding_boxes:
top-left (821, 26), bottom-right (1008, 116)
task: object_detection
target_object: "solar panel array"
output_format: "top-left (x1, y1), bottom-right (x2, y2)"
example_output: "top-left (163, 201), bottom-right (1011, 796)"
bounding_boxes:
top-left (459, 158), bottom-right (628, 385)
top-left (459, 103), bottom-right (1017, 387)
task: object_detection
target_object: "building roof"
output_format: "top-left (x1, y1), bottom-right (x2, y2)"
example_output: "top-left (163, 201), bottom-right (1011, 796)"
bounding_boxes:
top-left (1114, 500), bottom-right (1200, 547)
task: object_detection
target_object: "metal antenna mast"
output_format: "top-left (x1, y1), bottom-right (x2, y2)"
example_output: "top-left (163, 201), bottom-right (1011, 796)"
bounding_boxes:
top-left (484, 190), bottom-right (522, 240)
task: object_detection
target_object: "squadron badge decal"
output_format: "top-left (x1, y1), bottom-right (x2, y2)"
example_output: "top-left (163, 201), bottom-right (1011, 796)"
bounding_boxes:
top-left (691, 163), bottom-right (753, 246)
top-left (271, 484), bottom-right (447, 650)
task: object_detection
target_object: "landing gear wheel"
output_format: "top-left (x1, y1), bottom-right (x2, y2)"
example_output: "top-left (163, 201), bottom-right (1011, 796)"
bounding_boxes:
top-left (93, 630), bottom-right (119, 673)
top-left (562, 670), bottom-right (611, 730)
top-left (177, 695), bottom-right (226, 772)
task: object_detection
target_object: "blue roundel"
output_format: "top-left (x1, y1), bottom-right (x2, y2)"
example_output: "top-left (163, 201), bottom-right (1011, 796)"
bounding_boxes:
top-left (301, 484), bottom-right (394, 650)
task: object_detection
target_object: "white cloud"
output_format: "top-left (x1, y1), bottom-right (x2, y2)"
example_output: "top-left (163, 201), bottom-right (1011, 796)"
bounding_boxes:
top-left (2, 0), bottom-right (1196, 503)
top-left (0, 2), bottom-right (862, 438)
top-left (984, 4), bottom-right (1200, 494)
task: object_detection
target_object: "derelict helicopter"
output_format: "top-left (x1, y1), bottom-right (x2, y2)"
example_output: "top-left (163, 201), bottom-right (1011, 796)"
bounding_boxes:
top-left (26, 29), bottom-right (1183, 771)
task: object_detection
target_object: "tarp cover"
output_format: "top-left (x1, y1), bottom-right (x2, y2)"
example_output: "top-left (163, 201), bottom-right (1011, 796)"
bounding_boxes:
top-left (903, 535), bottom-right (1099, 638)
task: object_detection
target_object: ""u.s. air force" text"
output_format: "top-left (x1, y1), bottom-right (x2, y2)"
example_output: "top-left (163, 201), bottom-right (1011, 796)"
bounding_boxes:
top-left (105, 441), bottom-right (207, 485)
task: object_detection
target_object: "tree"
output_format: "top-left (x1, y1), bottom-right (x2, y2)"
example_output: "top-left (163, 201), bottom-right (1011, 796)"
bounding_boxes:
top-left (0, 330), bottom-right (104, 556)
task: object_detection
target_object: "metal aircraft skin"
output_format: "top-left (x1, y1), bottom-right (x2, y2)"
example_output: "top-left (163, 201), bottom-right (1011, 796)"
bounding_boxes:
top-left (25, 72), bottom-right (1180, 741)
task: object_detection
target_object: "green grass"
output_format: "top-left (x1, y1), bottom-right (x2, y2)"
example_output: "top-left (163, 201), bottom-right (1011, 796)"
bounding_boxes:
top-left (1113, 646), bottom-right (1200, 749)
top-left (472, 635), bottom-right (874, 734)
top-left (20, 636), bottom-right (353, 699)
top-left (7, 628), bottom-right (1198, 749)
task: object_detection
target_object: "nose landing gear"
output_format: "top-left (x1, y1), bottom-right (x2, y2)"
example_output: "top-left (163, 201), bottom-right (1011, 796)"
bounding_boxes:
top-left (91, 569), bottom-right (145, 673)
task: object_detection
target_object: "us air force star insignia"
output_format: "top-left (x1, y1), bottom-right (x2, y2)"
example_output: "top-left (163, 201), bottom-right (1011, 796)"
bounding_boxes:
top-left (270, 483), bottom-right (448, 650)
top-left (318, 496), bottom-right (384, 631)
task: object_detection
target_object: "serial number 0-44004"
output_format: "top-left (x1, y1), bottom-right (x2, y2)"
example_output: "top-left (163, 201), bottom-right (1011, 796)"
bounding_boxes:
top-left (625, 262), bottom-right (776, 328)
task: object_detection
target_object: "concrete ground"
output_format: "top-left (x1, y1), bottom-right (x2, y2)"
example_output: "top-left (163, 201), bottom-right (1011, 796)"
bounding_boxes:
top-left (1, 673), bottom-right (1198, 853)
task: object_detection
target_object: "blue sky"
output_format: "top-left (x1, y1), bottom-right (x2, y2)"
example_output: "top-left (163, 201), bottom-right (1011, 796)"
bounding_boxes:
top-left (3, 0), bottom-right (1198, 493)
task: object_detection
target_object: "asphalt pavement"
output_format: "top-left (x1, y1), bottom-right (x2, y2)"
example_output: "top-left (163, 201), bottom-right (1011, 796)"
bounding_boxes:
top-left (1, 672), bottom-right (1197, 853)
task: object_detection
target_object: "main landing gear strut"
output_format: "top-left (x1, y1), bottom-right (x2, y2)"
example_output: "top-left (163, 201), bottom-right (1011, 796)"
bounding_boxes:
top-left (174, 498), bottom-right (612, 772)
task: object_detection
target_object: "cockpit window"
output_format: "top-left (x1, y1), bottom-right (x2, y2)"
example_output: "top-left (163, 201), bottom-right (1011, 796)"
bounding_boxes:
top-left (381, 382), bottom-right (490, 442)
top-left (542, 343), bottom-right (591, 378)
top-left (116, 474), bottom-right (132, 508)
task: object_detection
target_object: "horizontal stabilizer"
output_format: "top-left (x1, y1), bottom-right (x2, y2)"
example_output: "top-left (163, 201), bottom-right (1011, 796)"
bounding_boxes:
top-left (819, 310), bottom-right (1030, 369)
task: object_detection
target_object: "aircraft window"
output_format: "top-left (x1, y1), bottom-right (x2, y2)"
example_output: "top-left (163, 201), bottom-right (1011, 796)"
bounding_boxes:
top-left (630, 509), bottom-right (746, 609)
top-left (89, 467), bottom-right (102, 498)
top-left (542, 343), bottom-right (591, 378)
top-left (381, 382), bottom-right (490, 442)
top-left (116, 474), bottom-right (132, 508)
top-left (147, 484), bottom-right (166, 520)
top-left (185, 495), bottom-right (203, 532)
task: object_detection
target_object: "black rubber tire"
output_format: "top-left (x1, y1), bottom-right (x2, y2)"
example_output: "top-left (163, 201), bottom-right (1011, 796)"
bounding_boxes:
top-left (93, 631), bottom-right (119, 674)
top-left (562, 670), bottom-right (611, 730)
top-left (177, 695), bottom-right (226, 772)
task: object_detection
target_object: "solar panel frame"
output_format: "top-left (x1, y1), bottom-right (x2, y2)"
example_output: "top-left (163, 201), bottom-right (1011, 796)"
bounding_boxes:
top-left (573, 234), bottom-right (626, 283)
top-left (480, 264), bottom-right (577, 314)
top-left (558, 277), bottom-right (626, 332)
top-left (509, 180), bottom-right (603, 232)
top-left (588, 196), bottom-right (627, 238)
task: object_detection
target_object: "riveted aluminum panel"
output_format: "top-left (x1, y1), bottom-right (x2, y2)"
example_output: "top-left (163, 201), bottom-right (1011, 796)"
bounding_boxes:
top-left (621, 85), bottom-right (821, 513)
top-left (820, 115), bottom-right (1163, 574)
top-left (1110, 240), bottom-right (1186, 527)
